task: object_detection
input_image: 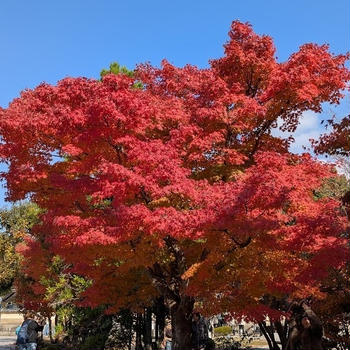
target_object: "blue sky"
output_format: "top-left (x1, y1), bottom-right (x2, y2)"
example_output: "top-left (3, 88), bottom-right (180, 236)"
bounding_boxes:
top-left (0, 0), bottom-right (349, 206)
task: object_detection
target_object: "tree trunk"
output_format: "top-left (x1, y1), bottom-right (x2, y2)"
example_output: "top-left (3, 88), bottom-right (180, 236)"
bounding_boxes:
top-left (155, 297), bottom-right (166, 344)
top-left (128, 314), bottom-right (133, 350)
top-left (171, 296), bottom-right (194, 350)
top-left (48, 316), bottom-right (53, 343)
top-left (259, 322), bottom-right (274, 350)
top-left (148, 237), bottom-right (195, 349)
top-left (259, 322), bottom-right (280, 350)
top-left (144, 307), bottom-right (152, 350)
top-left (274, 320), bottom-right (288, 350)
top-left (136, 313), bottom-right (143, 350)
top-left (54, 314), bottom-right (59, 343)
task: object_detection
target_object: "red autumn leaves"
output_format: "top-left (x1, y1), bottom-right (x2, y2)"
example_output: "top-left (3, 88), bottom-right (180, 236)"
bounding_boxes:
top-left (0, 21), bottom-right (348, 322)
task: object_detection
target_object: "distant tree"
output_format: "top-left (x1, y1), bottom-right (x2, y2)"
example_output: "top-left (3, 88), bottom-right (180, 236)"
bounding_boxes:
top-left (0, 203), bottom-right (40, 293)
top-left (100, 62), bottom-right (135, 78)
top-left (101, 62), bottom-right (143, 89)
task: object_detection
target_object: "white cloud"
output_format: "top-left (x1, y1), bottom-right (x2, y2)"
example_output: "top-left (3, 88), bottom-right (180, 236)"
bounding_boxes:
top-left (297, 111), bottom-right (319, 130)
top-left (290, 111), bottom-right (321, 153)
top-left (271, 111), bottom-right (324, 154)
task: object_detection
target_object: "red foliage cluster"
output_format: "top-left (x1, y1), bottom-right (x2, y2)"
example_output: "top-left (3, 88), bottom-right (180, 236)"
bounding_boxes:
top-left (0, 21), bottom-right (349, 323)
top-left (312, 115), bottom-right (350, 156)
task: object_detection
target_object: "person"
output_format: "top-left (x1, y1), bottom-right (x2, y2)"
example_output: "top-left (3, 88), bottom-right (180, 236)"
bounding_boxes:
top-left (16, 312), bottom-right (44, 350)
top-left (42, 322), bottom-right (50, 337)
top-left (192, 312), bottom-right (209, 350)
top-left (286, 301), bottom-right (323, 350)
top-left (299, 303), bottom-right (323, 350)
top-left (161, 321), bottom-right (172, 350)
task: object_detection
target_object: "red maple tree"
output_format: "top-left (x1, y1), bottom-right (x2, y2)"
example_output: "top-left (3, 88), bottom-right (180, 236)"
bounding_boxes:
top-left (0, 21), bottom-right (349, 349)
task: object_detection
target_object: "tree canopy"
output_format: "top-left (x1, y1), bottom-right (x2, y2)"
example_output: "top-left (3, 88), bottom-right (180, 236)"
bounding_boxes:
top-left (0, 21), bottom-right (349, 349)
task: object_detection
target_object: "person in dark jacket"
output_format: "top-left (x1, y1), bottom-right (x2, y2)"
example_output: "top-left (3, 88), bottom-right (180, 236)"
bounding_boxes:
top-left (17, 312), bottom-right (44, 350)
top-left (286, 301), bottom-right (323, 350)
top-left (299, 303), bottom-right (323, 350)
top-left (192, 312), bottom-right (209, 350)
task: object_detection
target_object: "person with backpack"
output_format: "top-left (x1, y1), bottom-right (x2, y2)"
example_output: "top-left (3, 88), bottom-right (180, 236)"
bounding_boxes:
top-left (16, 312), bottom-right (44, 350)
top-left (192, 312), bottom-right (209, 350)
top-left (286, 301), bottom-right (323, 350)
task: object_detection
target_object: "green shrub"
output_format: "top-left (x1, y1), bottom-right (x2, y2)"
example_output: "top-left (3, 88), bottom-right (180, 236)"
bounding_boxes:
top-left (214, 325), bottom-right (232, 336)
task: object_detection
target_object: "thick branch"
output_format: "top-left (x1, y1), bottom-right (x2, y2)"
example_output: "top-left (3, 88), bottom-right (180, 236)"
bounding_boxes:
top-left (148, 263), bottom-right (180, 303)
top-left (231, 235), bottom-right (252, 248)
top-left (213, 229), bottom-right (252, 271)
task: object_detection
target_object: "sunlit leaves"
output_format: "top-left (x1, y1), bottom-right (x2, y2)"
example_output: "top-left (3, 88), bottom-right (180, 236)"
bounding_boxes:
top-left (0, 21), bottom-right (349, 321)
